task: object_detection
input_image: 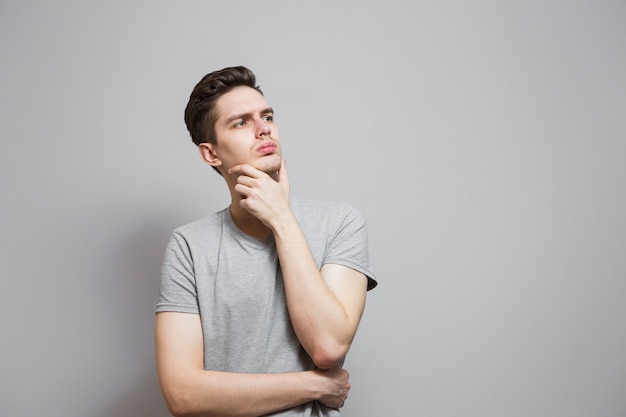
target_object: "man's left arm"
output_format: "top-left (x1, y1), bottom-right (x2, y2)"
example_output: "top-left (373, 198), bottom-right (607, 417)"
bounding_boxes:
top-left (274, 219), bottom-right (369, 370)
top-left (229, 161), bottom-right (369, 370)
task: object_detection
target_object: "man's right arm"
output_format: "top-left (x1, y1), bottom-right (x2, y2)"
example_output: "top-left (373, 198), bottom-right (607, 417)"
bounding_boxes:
top-left (155, 311), bottom-right (350, 417)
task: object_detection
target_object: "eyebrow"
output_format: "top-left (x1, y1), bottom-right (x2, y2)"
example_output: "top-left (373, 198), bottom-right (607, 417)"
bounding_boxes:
top-left (223, 107), bottom-right (274, 125)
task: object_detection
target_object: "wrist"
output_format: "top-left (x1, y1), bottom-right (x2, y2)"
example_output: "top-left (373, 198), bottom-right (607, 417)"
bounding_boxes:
top-left (305, 370), bottom-right (326, 402)
top-left (268, 209), bottom-right (298, 237)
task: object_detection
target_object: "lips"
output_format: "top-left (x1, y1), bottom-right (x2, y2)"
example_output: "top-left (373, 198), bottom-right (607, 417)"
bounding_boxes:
top-left (257, 142), bottom-right (277, 155)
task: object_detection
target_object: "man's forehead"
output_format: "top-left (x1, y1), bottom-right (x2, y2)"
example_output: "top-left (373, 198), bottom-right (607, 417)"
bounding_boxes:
top-left (216, 86), bottom-right (269, 117)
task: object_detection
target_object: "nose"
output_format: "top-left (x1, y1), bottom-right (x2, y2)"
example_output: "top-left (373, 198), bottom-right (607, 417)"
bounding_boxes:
top-left (255, 116), bottom-right (271, 138)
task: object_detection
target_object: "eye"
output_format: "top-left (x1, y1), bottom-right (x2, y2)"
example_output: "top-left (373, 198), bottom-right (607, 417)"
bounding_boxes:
top-left (262, 114), bottom-right (274, 122)
top-left (234, 120), bottom-right (246, 127)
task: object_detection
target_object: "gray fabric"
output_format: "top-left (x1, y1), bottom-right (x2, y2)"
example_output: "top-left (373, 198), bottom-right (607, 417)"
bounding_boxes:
top-left (157, 197), bottom-right (377, 416)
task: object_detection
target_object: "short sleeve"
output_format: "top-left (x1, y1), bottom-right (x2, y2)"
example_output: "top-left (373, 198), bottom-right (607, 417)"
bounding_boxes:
top-left (324, 205), bottom-right (378, 291)
top-left (156, 231), bottom-right (200, 313)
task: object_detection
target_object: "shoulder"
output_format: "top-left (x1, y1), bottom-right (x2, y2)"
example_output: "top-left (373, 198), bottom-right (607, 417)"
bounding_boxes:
top-left (292, 196), bottom-right (361, 220)
top-left (170, 209), bottom-right (227, 243)
top-left (291, 196), bottom-right (366, 236)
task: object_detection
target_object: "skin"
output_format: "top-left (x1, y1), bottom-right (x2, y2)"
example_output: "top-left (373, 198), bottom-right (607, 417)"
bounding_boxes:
top-left (155, 86), bottom-right (368, 417)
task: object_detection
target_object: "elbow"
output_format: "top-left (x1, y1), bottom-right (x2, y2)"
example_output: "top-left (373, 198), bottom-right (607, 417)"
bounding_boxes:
top-left (168, 406), bottom-right (189, 417)
top-left (162, 384), bottom-right (223, 417)
top-left (165, 399), bottom-right (190, 417)
top-left (310, 341), bottom-right (350, 369)
top-left (162, 388), bottom-right (197, 417)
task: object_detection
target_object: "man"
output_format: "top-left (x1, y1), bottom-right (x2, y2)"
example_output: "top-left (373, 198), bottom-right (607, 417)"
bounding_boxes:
top-left (155, 66), bottom-right (377, 417)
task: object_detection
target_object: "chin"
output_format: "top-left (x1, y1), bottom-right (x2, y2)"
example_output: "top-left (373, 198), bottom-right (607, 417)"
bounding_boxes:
top-left (257, 156), bottom-right (281, 174)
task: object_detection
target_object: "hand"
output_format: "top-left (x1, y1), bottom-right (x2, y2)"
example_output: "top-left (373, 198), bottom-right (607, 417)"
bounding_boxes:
top-left (228, 160), bottom-right (290, 228)
top-left (313, 367), bottom-right (351, 409)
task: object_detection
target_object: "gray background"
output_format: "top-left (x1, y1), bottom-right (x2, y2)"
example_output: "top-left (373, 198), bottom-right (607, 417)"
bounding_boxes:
top-left (1, 1), bottom-right (625, 416)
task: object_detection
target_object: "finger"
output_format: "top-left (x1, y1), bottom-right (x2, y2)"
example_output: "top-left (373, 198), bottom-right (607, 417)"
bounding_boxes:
top-left (233, 183), bottom-right (252, 198)
top-left (278, 159), bottom-right (290, 192)
top-left (278, 159), bottom-right (288, 182)
top-left (228, 164), bottom-right (261, 177)
top-left (235, 174), bottom-right (257, 188)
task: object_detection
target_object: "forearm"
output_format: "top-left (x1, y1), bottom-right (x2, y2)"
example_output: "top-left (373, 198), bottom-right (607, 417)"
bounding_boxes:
top-left (160, 368), bottom-right (325, 417)
top-left (156, 312), bottom-right (347, 417)
top-left (271, 214), bottom-right (360, 369)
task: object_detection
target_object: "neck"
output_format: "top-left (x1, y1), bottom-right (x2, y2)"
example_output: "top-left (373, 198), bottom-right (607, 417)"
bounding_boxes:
top-left (228, 200), bottom-right (272, 240)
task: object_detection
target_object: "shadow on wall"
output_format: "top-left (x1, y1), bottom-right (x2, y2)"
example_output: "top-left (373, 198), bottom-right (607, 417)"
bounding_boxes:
top-left (97, 368), bottom-right (169, 417)
top-left (93, 214), bottom-right (181, 417)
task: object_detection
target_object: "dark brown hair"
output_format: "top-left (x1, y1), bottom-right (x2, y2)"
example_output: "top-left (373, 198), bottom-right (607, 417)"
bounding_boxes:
top-left (184, 66), bottom-right (263, 146)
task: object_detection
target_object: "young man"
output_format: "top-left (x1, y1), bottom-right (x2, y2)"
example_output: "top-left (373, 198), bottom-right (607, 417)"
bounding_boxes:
top-left (155, 66), bottom-right (377, 417)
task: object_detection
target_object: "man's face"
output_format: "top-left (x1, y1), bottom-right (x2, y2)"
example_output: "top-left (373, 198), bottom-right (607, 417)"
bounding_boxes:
top-left (207, 86), bottom-right (282, 175)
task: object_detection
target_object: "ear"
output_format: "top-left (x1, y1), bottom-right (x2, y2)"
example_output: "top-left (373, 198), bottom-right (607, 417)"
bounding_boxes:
top-left (198, 142), bottom-right (222, 168)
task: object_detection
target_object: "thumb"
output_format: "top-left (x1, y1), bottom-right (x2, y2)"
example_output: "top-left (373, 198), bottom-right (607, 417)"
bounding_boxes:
top-left (278, 159), bottom-right (290, 191)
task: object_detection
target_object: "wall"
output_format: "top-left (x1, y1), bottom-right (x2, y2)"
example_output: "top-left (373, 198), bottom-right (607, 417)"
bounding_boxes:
top-left (1, 1), bottom-right (625, 416)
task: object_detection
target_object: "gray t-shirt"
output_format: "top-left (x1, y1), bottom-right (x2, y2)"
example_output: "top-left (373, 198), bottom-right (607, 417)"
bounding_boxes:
top-left (157, 197), bottom-right (377, 416)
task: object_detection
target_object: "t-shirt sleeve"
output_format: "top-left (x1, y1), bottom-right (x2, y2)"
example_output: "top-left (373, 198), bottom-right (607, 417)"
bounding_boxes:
top-left (324, 204), bottom-right (378, 290)
top-left (156, 231), bottom-right (200, 313)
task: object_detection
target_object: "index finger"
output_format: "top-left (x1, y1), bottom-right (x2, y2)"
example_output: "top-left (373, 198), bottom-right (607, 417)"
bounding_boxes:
top-left (227, 164), bottom-right (262, 177)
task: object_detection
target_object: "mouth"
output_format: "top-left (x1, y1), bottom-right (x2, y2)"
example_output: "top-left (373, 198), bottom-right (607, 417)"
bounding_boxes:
top-left (257, 142), bottom-right (277, 155)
